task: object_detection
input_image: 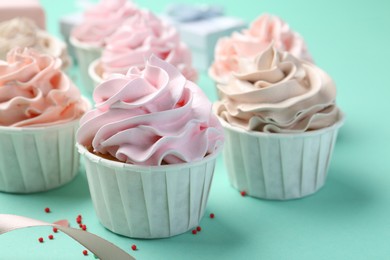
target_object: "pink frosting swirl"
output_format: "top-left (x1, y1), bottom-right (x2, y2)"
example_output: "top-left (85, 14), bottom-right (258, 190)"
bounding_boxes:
top-left (210, 14), bottom-right (313, 84)
top-left (0, 48), bottom-right (88, 127)
top-left (77, 56), bottom-right (223, 166)
top-left (100, 10), bottom-right (197, 82)
top-left (71, 0), bottom-right (139, 47)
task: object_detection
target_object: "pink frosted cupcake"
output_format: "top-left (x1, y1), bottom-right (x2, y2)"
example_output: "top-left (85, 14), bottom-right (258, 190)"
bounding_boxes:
top-left (0, 48), bottom-right (89, 193)
top-left (89, 10), bottom-right (197, 89)
top-left (214, 43), bottom-right (343, 200)
top-left (77, 56), bottom-right (223, 238)
top-left (70, 0), bottom-right (139, 92)
top-left (209, 13), bottom-right (312, 86)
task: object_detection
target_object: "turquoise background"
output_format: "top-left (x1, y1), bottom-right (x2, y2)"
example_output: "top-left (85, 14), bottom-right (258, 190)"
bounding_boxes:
top-left (1, 0), bottom-right (390, 259)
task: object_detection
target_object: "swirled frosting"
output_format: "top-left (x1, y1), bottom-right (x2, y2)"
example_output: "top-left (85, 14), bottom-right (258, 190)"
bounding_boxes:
top-left (0, 48), bottom-right (89, 127)
top-left (214, 44), bottom-right (340, 133)
top-left (0, 18), bottom-right (70, 69)
top-left (71, 0), bottom-right (139, 47)
top-left (210, 14), bottom-right (312, 84)
top-left (100, 10), bottom-right (197, 82)
top-left (77, 55), bottom-right (223, 166)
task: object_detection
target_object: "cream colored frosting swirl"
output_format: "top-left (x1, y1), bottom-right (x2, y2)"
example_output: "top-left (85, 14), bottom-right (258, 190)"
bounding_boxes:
top-left (0, 18), bottom-right (71, 70)
top-left (0, 48), bottom-right (88, 127)
top-left (71, 0), bottom-right (139, 47)
top-left (100, 10), bottom-right (197, 82)
top-left (210, 14), bottom-right (312, 84)
top-left (77, 55), bottom-right (223, 166)
top-left (214, 44), bottom-right (340, 133)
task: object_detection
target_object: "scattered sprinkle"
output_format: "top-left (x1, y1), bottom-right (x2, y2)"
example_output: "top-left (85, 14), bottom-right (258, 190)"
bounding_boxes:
top-left (192, 230), bottom-right (197, 235)
top-left (53, 227), bottom-right (58, 233)
top-left (82, 224), bottom-right (87, 231)
top-left (83, 250), bottom-right (88, 256)
top-left (44, 207), bottom-right (50, 213)
top-left (78, 214), bottom-right (82, 219)
top-left (131, 244), bottom-right (137, 251)
top-left (48, 234), bottom-right (54, 240)
top-left (79, 224), bottom-right (83, 228)
top-left (196, 226), bottom-right (201, 232)
top-left (76, 217), bottom-right (82, 224)
top-left (38, 237), bottom-right (44, 243)
top-left (240, 191), bottom-right (247, 196)
top-left (210, 213), bottom-right (215, 219)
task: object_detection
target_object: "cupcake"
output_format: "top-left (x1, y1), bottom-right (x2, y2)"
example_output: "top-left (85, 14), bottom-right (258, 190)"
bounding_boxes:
top-left (89, 10), bottom-right (197, 89)
top-left (209, 14), bottom-right (312, 86)
top-left (214, 43), bottom-right (344, 200)
top-left (77, 55), bottom-right (224, 238)
top-left (0, 18), bottom-right (70, 70)
top-left (0, 48), bottom-right (89, 193)
top-left (70, 0), bottom-right (139, 92)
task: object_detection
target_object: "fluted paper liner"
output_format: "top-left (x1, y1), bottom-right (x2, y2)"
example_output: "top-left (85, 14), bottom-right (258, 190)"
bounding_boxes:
top-left (220, 115), bottom-right (344, 200)
top-left (77, 144), bottom-right (221, 239)
top-left (88, 58), bottom-right (103, 89)
top-left (0, 120), bottom-right (80, 193)
top-left (70, 37), bottom-right (102, 94)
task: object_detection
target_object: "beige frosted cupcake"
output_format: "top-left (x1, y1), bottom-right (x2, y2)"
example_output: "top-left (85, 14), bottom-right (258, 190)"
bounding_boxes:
top-left (214, 43), bottom-right (344, 200)
top-left (77, 56), bottom-right (224, 238)
top-left (70, 0), bottom-right (139, 93)
top-left (0, 48), bottom-right (89, 193)
top-left (0, 17), bottom-right (70, 70)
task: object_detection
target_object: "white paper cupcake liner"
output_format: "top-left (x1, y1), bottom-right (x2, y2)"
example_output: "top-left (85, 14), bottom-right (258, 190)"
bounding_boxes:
top-left (77, 144), bottom-right (221, 239)
top-left (220, 115), bottom-right (345, 200)
top-left (0, 120), bottom-right (80, 193)
top-left (70, 37), bottom-right (102, 94)
top-left (88, 58), bottom-right (103, 88)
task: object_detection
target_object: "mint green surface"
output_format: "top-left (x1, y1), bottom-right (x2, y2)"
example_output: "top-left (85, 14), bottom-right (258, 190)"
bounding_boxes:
top-left (1, 0), bottom-right (390, 259)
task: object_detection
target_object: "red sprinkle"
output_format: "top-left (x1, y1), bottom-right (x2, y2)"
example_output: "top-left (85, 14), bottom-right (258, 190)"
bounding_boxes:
top-left (82, 225), bottom-right (87, 231)
top-left (131, 244), bottom-right (137, 251)
top-left (210, 213), bottom-right (215, 219)
top-left (48, 234), bottom-right (54, 240)
top-left (44, 207), bottom-right (50, 213)
top-left (192, 229), bottom-right (197, 235)
top-left (240, 191), bottom-right (247, 197)
top-left (196, 226), bottom-right (201, 232)
top-left (53, 227), bottom-right (58, 233)
top-left (79, 224), bottom-right (83, 228)
top-left (38, 237), bottom-right (44, 243)
top-left (78, 214), bottom-right (82, 219)
top-left (76, 217), bottom-right (82, 224)
top-left (83, 250), bottom-right (88, 256)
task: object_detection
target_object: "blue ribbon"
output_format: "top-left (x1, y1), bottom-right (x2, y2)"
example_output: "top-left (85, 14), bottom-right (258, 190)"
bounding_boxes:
top-left (166, 4), bottom-right (224, 22)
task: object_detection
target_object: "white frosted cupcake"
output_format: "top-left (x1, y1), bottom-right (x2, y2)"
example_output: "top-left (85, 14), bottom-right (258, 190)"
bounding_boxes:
top-left (89, 10), bottom-right (197, 89)
top-left (0, 17), bottom-right (71, 70)
top-left (0, 48), bottom-right (89, 193)
top-left (209, 13), bottom-right (313, 87)
top-left (70, 0), bottom-right (139, 93)
top-left (77, 55), bottom-right (224, 238)
top-left (214, 43), bottom-right (344, 200)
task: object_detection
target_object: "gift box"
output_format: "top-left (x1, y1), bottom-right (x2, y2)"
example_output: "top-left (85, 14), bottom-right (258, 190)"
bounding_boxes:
top-left (59, 13), bottom-right (83, 63)
top-left (162, 5), bottom-right (246, 71)
top-left (0, 0), bottom-right (45, 29)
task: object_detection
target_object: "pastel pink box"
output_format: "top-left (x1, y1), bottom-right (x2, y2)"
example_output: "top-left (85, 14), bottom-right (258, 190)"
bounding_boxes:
top-left (0, 0), bottom-right (45, 29)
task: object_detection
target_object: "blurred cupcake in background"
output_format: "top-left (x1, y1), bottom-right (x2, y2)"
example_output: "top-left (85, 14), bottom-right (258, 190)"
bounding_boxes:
top-left (0, 18), bottom-right (70, 70)
top-left (209, 14), bottom-right (312, 86)
top-left (214, 43), bottom-right (343, 200)
top-left (70, 0), bottom-right (139, 92)
top-left (89, 10), bottom-right (197, 89)
top-left (0, 47), bottom-right (89, 193)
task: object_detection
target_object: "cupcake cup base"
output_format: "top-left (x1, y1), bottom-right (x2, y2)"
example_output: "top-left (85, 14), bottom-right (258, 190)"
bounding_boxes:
top-left (221, 114), bottom-right (344, 200)
top-left (78, 144), bottom-right (221, 239)
top-left (0, 120), bottom-right (80, 193)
